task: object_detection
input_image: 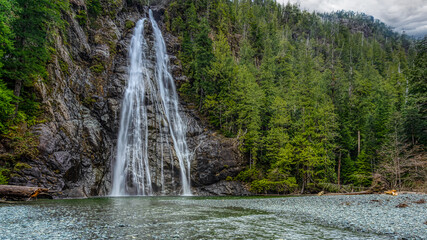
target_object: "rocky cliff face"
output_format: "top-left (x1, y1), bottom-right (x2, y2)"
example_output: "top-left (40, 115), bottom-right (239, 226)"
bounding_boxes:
top-left (8, 1), bottom-right (247, 197)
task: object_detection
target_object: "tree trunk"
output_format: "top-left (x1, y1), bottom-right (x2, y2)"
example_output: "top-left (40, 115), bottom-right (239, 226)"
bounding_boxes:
top-left (357, 130), bottom-right (361, 156)
top-left (13, 79), bottom-right (23, 118)
top-left (0, 185), bottom-right (49, 201)
top-left (326, 190), bottom-right (373, 196)
top-left (300, 180), bottom-right (305, 194)
top-left (300, 167), bottom-right (306, 194)
top-left (397, 157), bottom-right (401, 190)
top-left (338, 151), bottom-right (342, 187)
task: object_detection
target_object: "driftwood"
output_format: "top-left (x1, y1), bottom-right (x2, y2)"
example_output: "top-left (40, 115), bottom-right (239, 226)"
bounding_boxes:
top-left (324, 190), bottom-right (373, 196)
top-left (0, 185), bottom-right (49, 201)
top-left (324, 190), bottom-right (427, 196)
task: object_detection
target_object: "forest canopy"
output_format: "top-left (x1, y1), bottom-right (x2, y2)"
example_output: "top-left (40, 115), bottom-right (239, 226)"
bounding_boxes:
top-left (165, 0), bottom-right (426, 193)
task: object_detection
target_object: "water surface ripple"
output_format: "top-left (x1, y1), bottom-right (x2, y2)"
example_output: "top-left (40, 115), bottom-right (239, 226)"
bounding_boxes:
top-left (0, 197), bottom-right (386, 239)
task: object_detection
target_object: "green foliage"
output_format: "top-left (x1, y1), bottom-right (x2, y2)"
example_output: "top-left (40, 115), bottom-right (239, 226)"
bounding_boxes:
top-left (0, 81), bottom-right (15, 133)
top-left (231, 65), bottom-right (263, 160)
top-left (250, 177), bottom-right (297, 194)
top-left (169, 0), bottom-right (423, 193)
top-left (13, 162), bottom-right (31, 172)
top-left (5, 130), bottom-right (39, 159)
top-left (404, 37), bottom-right (427, 147)
top-left (236, 168), bottom-right (263, 183)
top-left (125, 20), bottom-right (135, 29)
top-left (59, 59), bottom-right (69, 76)
top-left (0, 169), bottom-right (9, 185)
top-left (4, 0), bottom-right (68, 81)
top-left (0, 0), bottom-right (15, 72)
top-left (0, 1), bottom-right (16, 133)
top-left (0, 0), bottom-right (422, 193)
top-left (0, 0), bottom-right (69, 134)
top-left (108, 40), bottom-right (117, 55)
top-left (88, 0), bottom-right (102, 17)
top-left (83, 96), bottom-right (96, 106)
top-left (90, 64), bottom-right (105, 74)
top-left (75, 10), bottom-right (88, 26)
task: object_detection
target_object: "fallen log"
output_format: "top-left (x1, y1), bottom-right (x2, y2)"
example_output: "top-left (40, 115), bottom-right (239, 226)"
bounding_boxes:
top-left (0, 185), bottom-right (49, 201)
top-left (324, 190), bottom-right (373, 196)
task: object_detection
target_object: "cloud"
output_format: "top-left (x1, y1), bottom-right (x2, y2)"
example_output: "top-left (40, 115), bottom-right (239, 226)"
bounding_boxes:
top-left (277, 0), bottom-right (427, 37)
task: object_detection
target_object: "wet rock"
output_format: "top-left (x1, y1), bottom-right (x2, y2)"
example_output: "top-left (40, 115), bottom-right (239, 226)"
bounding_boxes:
top-left (396, 203), bottom-right (409, 208)
top-left (22, 167), bottom-right (42, 179)
top-left (63, 187), bottom-right (87, 198)
top-left (36, 124), bottom-right (57, 154)
top-left (53, 152), bottom-right (72, 173)
top-left (197, 181), bottom-right (251, 196)
top-left (9, 2), bottom-right (244, 198)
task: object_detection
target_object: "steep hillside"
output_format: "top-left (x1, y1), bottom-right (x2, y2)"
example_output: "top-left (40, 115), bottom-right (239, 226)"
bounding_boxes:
top-left (0, 0), bottom-right (246, 197)
top-left (165, 0), bottom-right (426, 193)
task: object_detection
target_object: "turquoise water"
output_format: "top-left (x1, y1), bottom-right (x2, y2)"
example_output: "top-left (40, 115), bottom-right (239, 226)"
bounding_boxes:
top-left (0, 197), bottom-right (383, 239)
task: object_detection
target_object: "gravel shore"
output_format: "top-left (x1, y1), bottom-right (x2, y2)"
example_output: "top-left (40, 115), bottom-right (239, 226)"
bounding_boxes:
top-left (172, 193), bottom-right (427, 239)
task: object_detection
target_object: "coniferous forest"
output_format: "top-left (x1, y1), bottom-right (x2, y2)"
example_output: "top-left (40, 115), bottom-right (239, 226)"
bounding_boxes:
top-left (0, 0), bottom-right (426, 193)
top-left (165, 0), bottom-right (426, 193)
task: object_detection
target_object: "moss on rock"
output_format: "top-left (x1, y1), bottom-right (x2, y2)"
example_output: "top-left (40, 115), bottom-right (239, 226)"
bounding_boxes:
top-left (125, 20), bottom-right (135, 29)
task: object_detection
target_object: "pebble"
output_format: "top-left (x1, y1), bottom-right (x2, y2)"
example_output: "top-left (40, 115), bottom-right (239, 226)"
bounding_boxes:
top-left (171, 194), bottom-right (427, 239)
top-left (0, 194), bottom-right (425, 239)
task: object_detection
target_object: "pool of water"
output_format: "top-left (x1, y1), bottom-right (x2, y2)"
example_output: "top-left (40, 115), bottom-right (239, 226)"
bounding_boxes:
top-left (0, 197), bottom-right (383, 239)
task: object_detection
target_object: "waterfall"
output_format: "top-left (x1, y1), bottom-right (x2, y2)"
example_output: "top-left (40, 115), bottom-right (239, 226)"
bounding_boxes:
top-left (111, 10), bottom-right (192, 196)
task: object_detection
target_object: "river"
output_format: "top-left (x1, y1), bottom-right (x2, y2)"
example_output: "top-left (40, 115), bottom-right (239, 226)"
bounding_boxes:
top-left (0, 196), bottom-right (387, 239)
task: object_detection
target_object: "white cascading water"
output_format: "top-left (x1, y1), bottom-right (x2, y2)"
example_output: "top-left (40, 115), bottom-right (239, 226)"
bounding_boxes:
top-left (111, 10), bottom-right (192, 196)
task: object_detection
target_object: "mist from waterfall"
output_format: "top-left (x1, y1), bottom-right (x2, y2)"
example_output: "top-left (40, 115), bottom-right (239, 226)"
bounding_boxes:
top-left (111, 10), bottom-right (192, 196)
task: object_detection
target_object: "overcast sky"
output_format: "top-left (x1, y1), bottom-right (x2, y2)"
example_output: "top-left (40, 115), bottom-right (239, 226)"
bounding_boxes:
top-left (277, 0), bottom-right (427, 37)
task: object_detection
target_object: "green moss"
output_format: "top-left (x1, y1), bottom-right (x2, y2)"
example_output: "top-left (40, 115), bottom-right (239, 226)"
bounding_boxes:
top-left (125, 20), bottom-right (135, 29)
top-left (83, 96), bottom-right (96, 106)
top-left (88, 0), bottom-right (102, 17)
top-left (75, 10), bottom-right (88, 26)
top-left (90, 64), bottom-right (105, 74)
top-left (59, 58), bottom-right (69, 76)
top-left (225, 176), bottom-right (233, 181)
top-left (48, 47), bottom-right (57, 55)
top-left (4, 131), bottom-right (39, 160)
top-left (14, 162), bottom-right (32, 172)
top-left (108, 41), bottom-right (117, 55)
top-left (0, 153), bottom-right (15, 162)
top-left (10, 173), bottom-right (21, 179)
top-left (164, 9), bottom-right (170, 31)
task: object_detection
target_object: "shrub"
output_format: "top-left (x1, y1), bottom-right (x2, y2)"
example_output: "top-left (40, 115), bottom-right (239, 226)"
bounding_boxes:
top-left (88, 0), bottom-right (102, 17)
top-left (235, 168), bottom-right (263, 182)
top-left (14, 162), bottom-right (32, 172)
top-left (125, 20), bottom-right (135, 29)
top-left (75, 10), bottom-right (88, 26)
top-left (250, 177), bottom-right (297, 194)
top-left (0, 81), bottom-right (15, 133)
top-left (0, 169), bottom-right (10, 185)
top-left (90, 64), bottom-right (105, 73)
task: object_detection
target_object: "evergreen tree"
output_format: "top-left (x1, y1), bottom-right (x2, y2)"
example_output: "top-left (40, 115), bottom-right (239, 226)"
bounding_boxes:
top-left (3, 0), bottom-right (68, 120)
top-left (404, 37), bottom-right (427, 147)
top-left (0, 0), bottom-right (16, 132)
